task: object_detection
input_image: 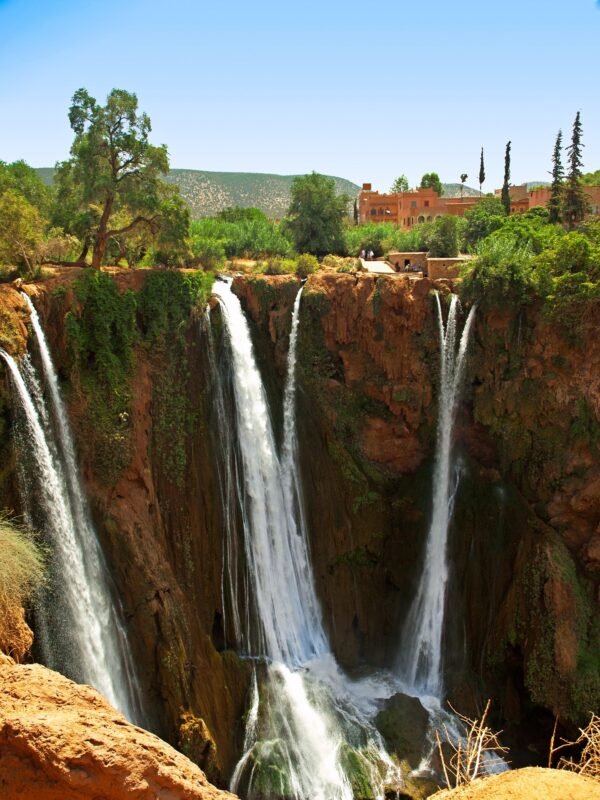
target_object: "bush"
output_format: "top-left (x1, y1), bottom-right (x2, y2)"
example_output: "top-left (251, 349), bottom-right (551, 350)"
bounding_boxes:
top-left (426, 215), bottom-right (462, 257)
top-left (264, 257), bottom-right (296, 275)
top-left (0, 514), bottom-right (45, 608)
top-left (190, 236), bottom-right (226, 270)
top-left (460, 234), bottom-right (537, 310)
top-left (295, 253), bottom-right (319, 278)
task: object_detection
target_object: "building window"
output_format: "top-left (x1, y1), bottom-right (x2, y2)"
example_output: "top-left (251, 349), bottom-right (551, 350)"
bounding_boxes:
top-left (424, 200), bottom-right (430, 208)
top-left (378, 208), bottom-right (384, 215)
top-left (410, 201), bottom-right (417, 208)
top-left (370, 208), bottom-right (377, 216)
top-left (385, 208), bottom-right (391, 215)
top-left (418, 215), bottom-right (425, 224)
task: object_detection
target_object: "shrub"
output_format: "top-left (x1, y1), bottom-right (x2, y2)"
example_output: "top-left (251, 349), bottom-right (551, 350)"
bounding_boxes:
top-left (459, 233), bottom-right (537, 310)
top-left (426, 215), bottom-right (462, 257)
top-left (0, 514), bottom-right (45, 608)
top-left (264, 257), bottom-right (296, 275)
top-left (295, 253), bottom-right (319, 278)
top-left (189, 236), bottom-right (226, 270)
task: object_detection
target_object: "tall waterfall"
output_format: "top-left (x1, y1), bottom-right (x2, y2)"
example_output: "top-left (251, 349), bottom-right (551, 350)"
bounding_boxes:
top-left (210, 278), bottom-right (400, 800)
top-left (0, 298), bottom-right (143, 724)
top-left (399, 293), bottom-right (475, 698)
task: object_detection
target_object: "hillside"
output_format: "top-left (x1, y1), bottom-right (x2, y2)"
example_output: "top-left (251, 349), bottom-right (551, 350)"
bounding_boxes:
top-left (35, 167), bottom-right (359, 219)
top-left (164, 170), bottom-right (359, 219)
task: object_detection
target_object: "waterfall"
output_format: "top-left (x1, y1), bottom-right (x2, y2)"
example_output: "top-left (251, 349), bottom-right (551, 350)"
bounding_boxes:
top-left (210, 278), bottom-right (401, 800)
top-left (399, 293), bottom-right (475, 698)
top-left (0, 300), bottom-right (143, 725)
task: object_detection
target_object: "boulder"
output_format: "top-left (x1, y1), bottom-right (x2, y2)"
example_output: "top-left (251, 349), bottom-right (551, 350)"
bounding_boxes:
top-left (0, 661), bottom-right (236, 800)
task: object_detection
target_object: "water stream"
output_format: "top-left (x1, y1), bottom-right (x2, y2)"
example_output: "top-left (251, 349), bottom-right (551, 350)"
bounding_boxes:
top-left (0, 297), bottom-right (143, 724)
top-left (210, 278), bottom-right (400, 800)
top-left (398, 293), bottom-right (476, 698)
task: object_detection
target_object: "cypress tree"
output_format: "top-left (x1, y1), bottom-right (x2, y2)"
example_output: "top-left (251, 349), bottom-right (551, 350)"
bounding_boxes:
top-left (548, 130), bottom-right (564, 224)
top-left (353, 198), bottom-right (359, 225)
top-left (479, 148), bottom-right (485, 195)
top-left (501, 141), bottom-right (511, 214)
top-left (563, 111), bottom-right (587, 227)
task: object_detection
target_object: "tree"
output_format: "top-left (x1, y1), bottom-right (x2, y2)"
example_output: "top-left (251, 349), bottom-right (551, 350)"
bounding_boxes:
top-left (426, 215), bottom-right (460, 258)
top-left (478, 149), bottom-right (485, 195)
top-left (390, 175), bottom-right (409, 193)
top-left (463, 196), bottom-right (506, 250)
top-left (460, 173), bottom-right (468, 199)
top-left (563, 111), bottom-right (587, 227)
top-left (0, 160), bottom-right (52, 217)
top-left (0, 189), bottom-right (46, 273)
top-left (420, 172), bottom-right (443, 196)
top-left (284, 172), bottom-right (348, 256)
top-left (56, 88), bottom-right (170, 268)
top-left (501, 141), bottom-right (511, 214)
top-left (548, 130), bottom-right (564, 224)
top-left (353, 198), bottom-right (359, 225)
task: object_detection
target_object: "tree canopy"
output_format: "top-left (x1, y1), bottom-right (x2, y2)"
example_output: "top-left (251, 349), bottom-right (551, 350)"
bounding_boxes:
top-left (420, 172), bottom-right (443, 196)
top-left (390, 175), bottom-right (409, 193)
top-left (56, 88), bottom-right (175, 267)
top-left (284, 172), bottom-right (348, 257)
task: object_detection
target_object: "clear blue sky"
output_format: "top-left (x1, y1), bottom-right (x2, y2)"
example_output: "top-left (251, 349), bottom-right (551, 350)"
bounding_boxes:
top-left (0, 0), bottom-right (598, 192)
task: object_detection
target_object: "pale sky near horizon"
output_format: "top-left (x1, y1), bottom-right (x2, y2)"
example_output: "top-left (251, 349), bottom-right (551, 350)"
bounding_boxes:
top-left (0, 0), bottom-right (598, 193)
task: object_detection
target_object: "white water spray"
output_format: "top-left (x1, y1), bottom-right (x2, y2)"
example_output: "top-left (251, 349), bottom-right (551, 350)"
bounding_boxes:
top-left (211, 278), bottom-right (401, 800)
top-left (399, 293), bottom-right (475, 698)
top-left (1, 300), bottom-right (143, 724)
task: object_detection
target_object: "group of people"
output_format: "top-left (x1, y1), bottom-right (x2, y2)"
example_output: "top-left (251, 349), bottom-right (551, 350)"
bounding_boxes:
top-left (360, 249), bottom-right (375, 261)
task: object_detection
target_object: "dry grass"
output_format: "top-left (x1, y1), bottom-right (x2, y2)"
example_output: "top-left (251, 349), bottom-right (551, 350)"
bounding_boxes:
top-left (0, 513), bottom-right (46, 609)
top-left (551, 713), bottom-right (600, 779)
top-left (435, 700), bottom-right (509, 789)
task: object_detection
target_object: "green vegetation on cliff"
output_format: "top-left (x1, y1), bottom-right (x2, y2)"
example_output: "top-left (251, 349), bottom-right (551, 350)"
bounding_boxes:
top-left (0, 514), bottom-right (45, 612)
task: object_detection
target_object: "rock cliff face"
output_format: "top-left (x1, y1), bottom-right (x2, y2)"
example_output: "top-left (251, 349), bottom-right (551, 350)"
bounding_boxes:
top-left (233, 272), bottom-right (600, 734)
top-left (1, 267), bottom-right (599, 787)
top-left (0, 659), bottom-right (236, 800)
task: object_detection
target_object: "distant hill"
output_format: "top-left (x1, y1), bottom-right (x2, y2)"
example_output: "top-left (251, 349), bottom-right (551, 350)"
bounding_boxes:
top-left (164, 170), bottom-right (360, 219)
top-left (441, 182), bottom-right (481, 198)
top-left (35, 167), bottom-right (360, 219)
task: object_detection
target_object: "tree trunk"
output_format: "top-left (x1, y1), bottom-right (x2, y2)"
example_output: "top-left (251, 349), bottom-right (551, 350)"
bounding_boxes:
top-left (92, 195), bottom-right (114, 268)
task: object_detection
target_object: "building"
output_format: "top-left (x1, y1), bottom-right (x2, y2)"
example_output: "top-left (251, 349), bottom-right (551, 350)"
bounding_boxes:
top-left (359, 182), bottom-right (600, 228)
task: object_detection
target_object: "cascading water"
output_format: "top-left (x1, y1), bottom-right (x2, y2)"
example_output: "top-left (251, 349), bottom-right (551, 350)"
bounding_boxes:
top-left (210, 278), bottom-right (401, 800)
top-left (0, 299), bottom-right (143, 725)
top-left (399, 293), bottom-right (475, 698)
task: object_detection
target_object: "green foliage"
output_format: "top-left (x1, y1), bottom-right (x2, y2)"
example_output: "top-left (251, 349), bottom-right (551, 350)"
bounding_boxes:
top-left (0, 160), bottom-right (53, 217)
top-left (420, 172), bottom-right (443, 196)
top-left (263, 257), bottom-right (297, 275)
top-left (0, 513), bottom-right (46, 608)
top-left (390, 175), bottom-right (409, 193)
top-left (67, 270), bottom-right (137, 385)
top-left (0, 189), bottom-right (46, 274)
top-left (426, 215), bottom-right (461, 257)
top-left (563, 111), bottom-right (588, 227)
top-left (463, 196), bottom-right (506, 250)
top-left (139, 271), bottom-right (213, 486)
top-left (190, 214), bottom-right (292, 260)
top-left (295, 253), bottom-right (319, 278)
top-left (479, 147), bottom-right (486, 194)
top-left (501, 141), bottom-right (511, 214)
top-left (138, 270), bottom-right (214, 341)
top-left (344, 221), bottom-right (430, 257)
top-left (460, 235), bottom-right (537, 310)
top-left (189, 235), bottom-right (226, 270)
top-left (581, 169), bottom-right (600, 186)
top-left (284, 172), bottom-right (348, 256)
top-left (56, 87), bottom-right (172, 267)
top-left (548, 130), bottom-right (564, 224)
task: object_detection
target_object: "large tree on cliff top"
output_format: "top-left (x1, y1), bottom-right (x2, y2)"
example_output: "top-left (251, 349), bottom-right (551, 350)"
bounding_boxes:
top-left (57, 88), bottom-right (169, 267)
top-left (563, 111), bottom-right (587, 228)
top-left (501, 141), bottom-right (511, 214)
top-left (284, 172), bottom-right (348, 256)
top-left (390, 175), bottom-right (409, 193)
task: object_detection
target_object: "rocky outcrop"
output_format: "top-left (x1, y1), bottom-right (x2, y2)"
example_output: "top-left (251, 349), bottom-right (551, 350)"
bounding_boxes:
top-left (0, 661), bottom-right (236, 800)
top-left (431, 767), bottom-right (600, 800)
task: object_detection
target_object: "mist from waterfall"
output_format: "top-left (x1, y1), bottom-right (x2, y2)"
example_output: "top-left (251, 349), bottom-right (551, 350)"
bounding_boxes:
top-left (0, 297), bottom-right (143, 725)
top-left (210, 278), bottom-right (401, 800)
top-left (398, 293), bottom-right (476, 698)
